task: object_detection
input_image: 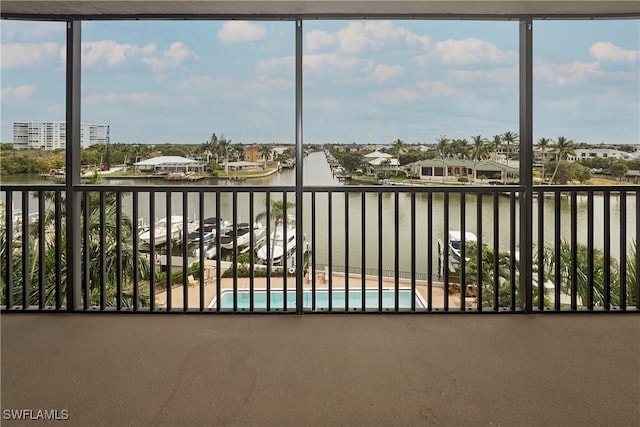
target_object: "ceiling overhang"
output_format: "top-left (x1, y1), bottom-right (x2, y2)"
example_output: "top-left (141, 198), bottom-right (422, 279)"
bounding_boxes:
top-left (2, 1), bottom-right (639, 20)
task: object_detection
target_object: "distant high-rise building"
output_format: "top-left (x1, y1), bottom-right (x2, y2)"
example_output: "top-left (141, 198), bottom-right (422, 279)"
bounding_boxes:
top-left (12, 121), bottom-right (109, 150)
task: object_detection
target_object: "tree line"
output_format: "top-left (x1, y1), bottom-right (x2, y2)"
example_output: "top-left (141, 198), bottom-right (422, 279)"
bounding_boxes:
top-left (328, 132), bottom-right (639, 184)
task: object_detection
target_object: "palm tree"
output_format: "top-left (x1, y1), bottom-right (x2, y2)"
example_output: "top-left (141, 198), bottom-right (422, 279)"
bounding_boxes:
top-left (0, 188), bottom-right (151, 308)
top-left (217, 136), bottom-right (231, 176)
top-left (542, 241), bottom-right (620, 308)
top-left (549, 136), bottom-right (576, 184)
top-left (502, 131), bottom-right (518, 164)
top-left (255, 199), bottom-right (296, 273)
top-left (436, 135), bottom-right (449, 183)
top-left (390, 138), bottom-right (406, 176)
top-left (489, 134), bottom-right (502, 162)
top-left (259, 144), bottom-right (272, 170)
top-left (464, 242), bottom-right (516, 309)
top-left (471, 134), bottom-right (488, 182)
top-left (537, 137), bottom-right (552, 183)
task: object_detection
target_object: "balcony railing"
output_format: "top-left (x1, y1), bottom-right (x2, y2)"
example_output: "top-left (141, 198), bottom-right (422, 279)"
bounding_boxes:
top-left (1, 183), bottom-right (637, 313)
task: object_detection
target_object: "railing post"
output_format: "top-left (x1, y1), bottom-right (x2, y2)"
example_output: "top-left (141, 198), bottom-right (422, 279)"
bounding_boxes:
top-left (65, 20), bottom-right (82, 311)
top-left (295, 19), bottom-right (304, 314)
top-left (519, 19), bottom-right (534, 313)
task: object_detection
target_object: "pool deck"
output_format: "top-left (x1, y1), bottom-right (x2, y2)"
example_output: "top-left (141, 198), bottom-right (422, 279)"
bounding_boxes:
top-left (154, 270), bottom-right (472, 311)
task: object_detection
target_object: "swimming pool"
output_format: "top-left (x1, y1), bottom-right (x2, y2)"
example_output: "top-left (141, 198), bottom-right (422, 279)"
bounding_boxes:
top-left (209, 288), bottom-right (427, 311)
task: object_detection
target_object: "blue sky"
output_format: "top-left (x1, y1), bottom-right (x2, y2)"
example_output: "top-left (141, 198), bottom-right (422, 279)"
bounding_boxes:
top-left (1, 19), bottom-right (638, 146)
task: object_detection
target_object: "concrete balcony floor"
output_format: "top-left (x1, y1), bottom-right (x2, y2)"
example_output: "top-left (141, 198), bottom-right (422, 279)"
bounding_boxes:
top-left (2, 313), bottom-right (639, 426)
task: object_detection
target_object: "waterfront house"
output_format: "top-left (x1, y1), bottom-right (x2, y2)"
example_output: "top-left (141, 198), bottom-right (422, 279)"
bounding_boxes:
top-left (406, 159), bottom-right (519, 182)
top-left (243, 144), bottom-right (274, 164)
top-left (133, 156), bottom-right (205, 174)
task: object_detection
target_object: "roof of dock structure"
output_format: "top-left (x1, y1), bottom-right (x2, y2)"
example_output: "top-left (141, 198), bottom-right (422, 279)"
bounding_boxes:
top-left (134, 156), bottom-right (200, 167)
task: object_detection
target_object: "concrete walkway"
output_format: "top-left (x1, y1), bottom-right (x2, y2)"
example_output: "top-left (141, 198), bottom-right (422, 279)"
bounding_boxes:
top-left (1, 313), bottom-right (638, 426)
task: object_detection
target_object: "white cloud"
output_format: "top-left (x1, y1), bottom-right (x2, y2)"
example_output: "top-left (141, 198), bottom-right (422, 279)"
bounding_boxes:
top-left (305, 30), bottom-right (337, 52)
top-left (246, 78), bottom-right (292, 91)
top-left (84, 92), bottom-right (168, 105)
top-left (141, 42), bottom-right (199, 72)
top-left (81, 40), bottom-right (157, 67)
top-left (175, 75), bottom-right (212, 90)
top-left (369, 64), bottom-right (404, 83)
top-left (419, 38), bottom-right (516, 65)
top-left (1, 85), bottom-right (36, 100)
top-left (218, 21), bottom-right (266, 44)
top-left (452, 66), bottom-right (518, 85)
top-left (0, 21), bottom-right (65, 42)
top-left (417, 81), bottom-right (457, 97)
top-left (305, 21), bottom-right (431, 55)
top-left (372, 80), bottom-right (456, 104)
top-left (372, 88), bottom-right (422, 104)
top-left (535, 61), bottom-right (601, 86)
top-left (1, 42), bottom-right (59, 69)
top-left (257, 56), bottom-right (295, 73)
top-left (303, 53), bottom-right (362, 76)
top-left (336, 21), bottom-right (430, 54)
top-left (589, 42), bottom-right (639, 63)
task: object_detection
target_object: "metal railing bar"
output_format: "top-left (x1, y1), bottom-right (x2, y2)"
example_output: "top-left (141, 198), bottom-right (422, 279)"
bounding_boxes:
top-left (83, 191), bottom-right (90, 310)
top-left (537, 190), bottom-right (545, 311)
top-left (311, 192), bottom-right (317, 311)
top-left (132, 191), bottom-right (139, 311)
top-left (571, 191), bottom-right (577, 311)
top-left (99, 192), bottom-right (105, 310)
top-left (215, 192), bottom-right (222, 312)
top-left (636, 189), bottom-right (640, 310)
top-left (116, 191), bottom-right (123, 311)
top-left (232, 191), bottom-right (238, 312)
top-left (199, 192), bottom-right (205, 312)
top-left (619, 190), bottom-right (627, 310)
top-left (39, 191), bottom-right (46, 310)
top-left (345, 192), bottom-right (349, 311)
top-left (394, 191), bottom-right (400, 312)
top-left (55, 191), bottom-right (62, 310)
top-left (361, 192), bottom-right (366, 311)
top-left (149, 192), bottom-right (156, 312)
top-left (443, 192), bottom-right (450, 312)
top-left (328, 191), bottom-right (333, 312)
top-left (460, 193), bottom-right (466, 312)
top-left (554, 191), bottom-right (561, 310)
top-left (603, 191), bottom-right (611, 309)
top-left (249, 192), bottom-right (255, 312)
top-left (165, 191), bottom-right (172, 312)
top-left (427, 192), bottom-right (433, 312)
top-left (21, 191), bottom-right (29, 309)
top-left (182, 191), bottom-right (189, 312)
top-left (4, 191), bottom-right (13, 309)
top-left (510, 191), bottom-right (516, 312)
top-left (378, 192), bottom-right (383, 312)
top-left (476, 193), bottom-right (483, 312)
top-left (265, 191), bottom-right (271, 312)
top-left (411, 192), bottom-right (416, 312)
top-left (587, 191), bottom-right (594, 310)
top-left (493, 193), bottom-right (499, 312)
top-left (282, 191), bottom-right (288, 312)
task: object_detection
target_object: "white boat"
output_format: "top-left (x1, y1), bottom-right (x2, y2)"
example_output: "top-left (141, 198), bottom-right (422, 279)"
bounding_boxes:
top-left (256, 225), bottom-right (309, 265)
top-left (138, 215), bottom-right (198, 246)
top-left (193, 242), bottom-right (217, 260)
top-left (438, 231), bottom-right (477, 272)
top-left (219, 222), bottom-right (266, 251)
top-left (448, 231), bottom-right (477, 264)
